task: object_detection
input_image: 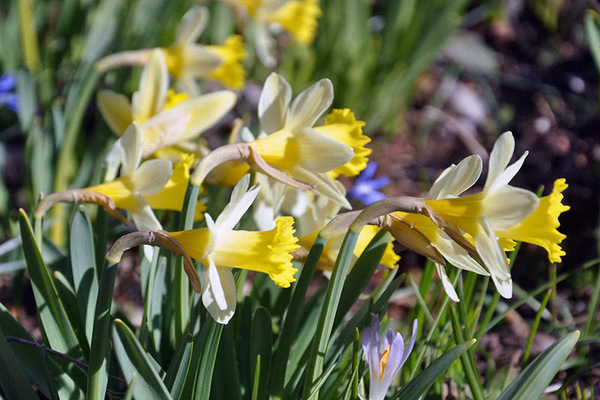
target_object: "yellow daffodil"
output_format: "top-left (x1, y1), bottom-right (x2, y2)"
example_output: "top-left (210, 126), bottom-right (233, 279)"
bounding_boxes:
top-left (96, 7), bottom-right (247, 93)
top-left (233, 0), bottom-right (321, 67)
top-left (169, 175), bottom-right (299, 324)
top-left (99, 49), bottom-right (236, 178)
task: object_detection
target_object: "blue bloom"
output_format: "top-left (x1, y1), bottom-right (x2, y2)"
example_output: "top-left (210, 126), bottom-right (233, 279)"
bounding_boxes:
top-left (362, 315), bottom-right (417, 400)
top-left (348, 161), bottom-right (389, 205)
top-left (0, 73), bottom-right (18, 114)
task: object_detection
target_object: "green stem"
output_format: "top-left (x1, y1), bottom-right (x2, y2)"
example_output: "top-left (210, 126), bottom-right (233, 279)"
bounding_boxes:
top-left (522, 289), bottom-right (552, 365)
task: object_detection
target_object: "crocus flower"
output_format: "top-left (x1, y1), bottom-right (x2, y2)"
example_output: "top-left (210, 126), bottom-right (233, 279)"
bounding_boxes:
top-left (99, 48), bottom-right (236, 178)
top-left (231, 0), bottom-right (321, 67)
top-left (168, 174), bottom-right (300, 324)
top-left (362, 315), bottom-right (417, 400)
top-left (96, 7), bottom-right (246, 94)
top-left (0, 73), bottom-right (18, 113)
top-left (348, 161), bottom-right (389, 205)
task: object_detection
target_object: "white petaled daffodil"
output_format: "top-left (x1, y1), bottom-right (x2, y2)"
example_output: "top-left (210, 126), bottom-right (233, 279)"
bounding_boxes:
top-left (96, 7), bottom-right (246, 94)
top-left (85, 123), bottom-right (172, 231)
top-left (99, 48), bottom-right (236, 177)
top-left (169, 175), bottom-right (300, 324)
top-left (231, 0), bottom-right (321, 67)
top-left (248, 72), bottom-right (362, 208)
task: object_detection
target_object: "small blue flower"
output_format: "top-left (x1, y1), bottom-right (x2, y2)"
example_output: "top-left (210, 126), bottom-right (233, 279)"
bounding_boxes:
top-left (362, 315), bottom-right (417, 400)
top-left (0, 73), bottom-right (18, 114)
top-left (348, 161), bottom-right (389, 205)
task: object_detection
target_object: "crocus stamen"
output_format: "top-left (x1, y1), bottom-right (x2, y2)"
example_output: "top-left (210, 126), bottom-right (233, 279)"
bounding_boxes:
top-left (379, 345), bottom-right (390, 381)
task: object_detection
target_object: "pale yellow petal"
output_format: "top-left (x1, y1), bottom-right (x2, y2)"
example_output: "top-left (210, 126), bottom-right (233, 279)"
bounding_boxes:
top-left (97, 90), bottom-right (133, 135)
top-left (175, 6), bottom-right (208, 46)
top-left (259, 72), bottom-right (292, 135)
top-left (132, 49), bottom-right (169, 123)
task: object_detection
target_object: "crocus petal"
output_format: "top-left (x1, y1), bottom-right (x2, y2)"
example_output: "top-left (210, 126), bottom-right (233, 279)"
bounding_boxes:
top-left (259, 72), bottom-right (292, 135)
top-left (132, 49), bottom-right (169, 123)
top-left (380, 330), bottom-right (404, 389)
top-left (175, 6), bottom-right (208, 46)
top-left (436, 263), bottom-right (460, 302)
top-left (97, 90), bottom-right (133, 135)
top-left (429, 155), bottom-right (482, 199)
top-left (286, 78), bottom-right (333, 130)
top-left (202, 258), bottom-right (238, 324)
top-left (130, 159), bottom-right (172, 197)
top-left (357, 161), bottom-right (378, 182)
top-left (292, 127), bottom-right (354, 173)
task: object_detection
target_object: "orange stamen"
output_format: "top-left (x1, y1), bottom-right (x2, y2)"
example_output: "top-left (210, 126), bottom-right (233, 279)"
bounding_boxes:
top-left (379, 345), bottom-right (390, 381)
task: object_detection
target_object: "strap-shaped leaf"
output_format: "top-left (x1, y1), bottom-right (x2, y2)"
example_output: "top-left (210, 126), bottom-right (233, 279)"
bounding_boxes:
top-left (0, 325), bottom-right (38, 399)
top-left (497, 331), bottom-right (580, 400)
top-left (251, 307), bottom-right (272, 400)
top-left (164, 334), bottom-right (194, 399)
top-left (112, 319), bottom-right (173, 400)
top-left (392, 339), bottom-right (476, 400)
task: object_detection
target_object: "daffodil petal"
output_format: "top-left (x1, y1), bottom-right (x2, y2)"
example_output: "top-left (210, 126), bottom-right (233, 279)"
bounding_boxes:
top-left (483, 185), bottom-right (539, 230)
top-left (253, 22), bottom-right (277, 68)
top-left (139, 108), bottom-right (191, 157)
top-left (487, 151), bottom-right (528, 194)
top-left (286, 78), bottom-right (333, 130)
top-left (473, 218), bottom-right (512, 295)
top-left (176, 76), bottom-right (201, 97)
top-left (132, 49), bottom-right (169, 123)
top-left (216, 177), bottom-right (260, 231)
top-left (97, 90), bottom-right (133, 135)
top-left (491, 273), bottom-right (513, 299)
top-left (131, 159), bottom-right (172, 197)
top-left (436, 263), bottom-right (460, 302)
top-left (259, 72), bottom-right (292, 135)
top-left (181, 45), bottom-right (222, 78)
top-left (170, 91), bottom-right (237, 142)
top-left (288, 164), bottom-right (351, 209)
top-left (202, 259), bottom-right (237, 324)
top-left (429, 155), bottom-right (482, 199)
top-left (175, 6), bottom-right (208, 46)
top-left (131, 202), bottom-right (163, 231)
top-left (292, 127), bottom-right (353, 172)
top-left (120, 123), bottom-right (143, 178)
top-left (431, 231), bottom-right (490, 276)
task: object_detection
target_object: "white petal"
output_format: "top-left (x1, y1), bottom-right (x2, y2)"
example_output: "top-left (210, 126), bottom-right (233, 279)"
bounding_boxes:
top-left (483, 186), bottom-right (540, 230)
top-left (486, 151), bottom-right (528, 193)
top-left (288, 165), bottom-right (351, 209)
top-left (432, 232), bottom-right (490, 276)
top-left (175, 6), bottom-right (208, 46)
top-left (171, 91), bottom-right (237, 142)
top-left (240, 126), bottom-right (255, 143)
top-left (252, 199), bottom-right (277, 231)
top-left (181, 45), bottom-right (222, 78)
top-left (491, 273), bottom-right (513, 299)
top-left (259, 73), bottom-right (291, 135)
top-left (473, 218), bottom-right (511, 283)
top-left (176, 76), bottom-right (201, 97)
top-left (429, 155), bottom-right (483, 199)
top-left (104, 141), bottom-right (122, 182)
top-left (484, 131), bottom-right (514, 192)
top-left (436, 263), bottom-right (460, 302)
top-left (142, 245), bottom-right (155, 262)
top-left (131, 202), bottom-right (163, 231)
top-left (292, 128), bottom-right (354, 173)
top-left (119, 123), bottom-right (142, 178)
top-left (253, 22), bottom-right (277, 68)
top-left (216, 178), bottom-right (260, 231)
top-left (97, 90), bottom-right (133, 135)
top-left (139, 109), bottom-right (191, 157)
top-left (202, 258), bottom-right (237, 324)
top-left (132, 49), bottom-right (169, 123)
top-left (131, 159), bottom-right (172, 196)
top-left (286, 79), bottom-right (334, 130)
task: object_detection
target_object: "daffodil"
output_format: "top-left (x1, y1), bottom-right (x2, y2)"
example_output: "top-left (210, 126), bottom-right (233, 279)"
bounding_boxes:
top-left (98, 48), bottom-right (236, 177)
top-left (36, 124), bottom-right (171, 231)
top-left (231, 0), bottom-right (321, 67)
top-left (362, 315), bottom-right (417, 400)
top-left (168, 175), bottom-right (300, 324)
top-left (96, 7), bottom-right (247, 93)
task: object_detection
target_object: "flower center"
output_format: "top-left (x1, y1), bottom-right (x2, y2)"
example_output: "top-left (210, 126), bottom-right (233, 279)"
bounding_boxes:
top-left (379, 345), bottom-right (390, 381)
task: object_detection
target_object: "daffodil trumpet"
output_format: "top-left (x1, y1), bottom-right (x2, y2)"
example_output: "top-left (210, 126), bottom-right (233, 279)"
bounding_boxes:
top-left (106, 230), bottom-right (201, 293)
top-left (190, 142), bottom-right (315, 190)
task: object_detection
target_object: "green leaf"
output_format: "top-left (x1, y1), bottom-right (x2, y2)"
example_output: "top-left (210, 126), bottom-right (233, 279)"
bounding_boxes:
top-left (112, 319), bottom-right (173, 400)
top-left (0, 325), bottom-right (39, 400)
top-left (392, 339), bottom-right (476, 400)
top-left (497, 331), bottom-right (580, 400)
top-left (69, 206), bottom-right (99, 345)
top-left (187, 319), bottom-right (224, 400)
top-left (303, 230), bottom-right (360, 399)
top-left (164, 334), bottom-right (194, 399)
top-left (53, 271), bottom-right (90, 357)
top-left (18, 210), bottom-right (81, 357)
top-left (251, 307), bottom-right (272, 400)
top-left (586, 11), bottom-right (600, 74)
top-left (86, 260), bottom-right (119, 400)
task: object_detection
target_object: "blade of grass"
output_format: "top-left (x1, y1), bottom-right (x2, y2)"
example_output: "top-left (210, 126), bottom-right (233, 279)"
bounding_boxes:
top-left (522, 289), bottom-right (553, 366)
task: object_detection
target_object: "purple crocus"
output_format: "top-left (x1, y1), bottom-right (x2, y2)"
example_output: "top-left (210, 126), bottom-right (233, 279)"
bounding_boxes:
top-left (0, 73), bottom-right (18, 113)
top-left (348, 161), bottom-right (390, 205)
top-left (362, 315), bottom-right (417, 400)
